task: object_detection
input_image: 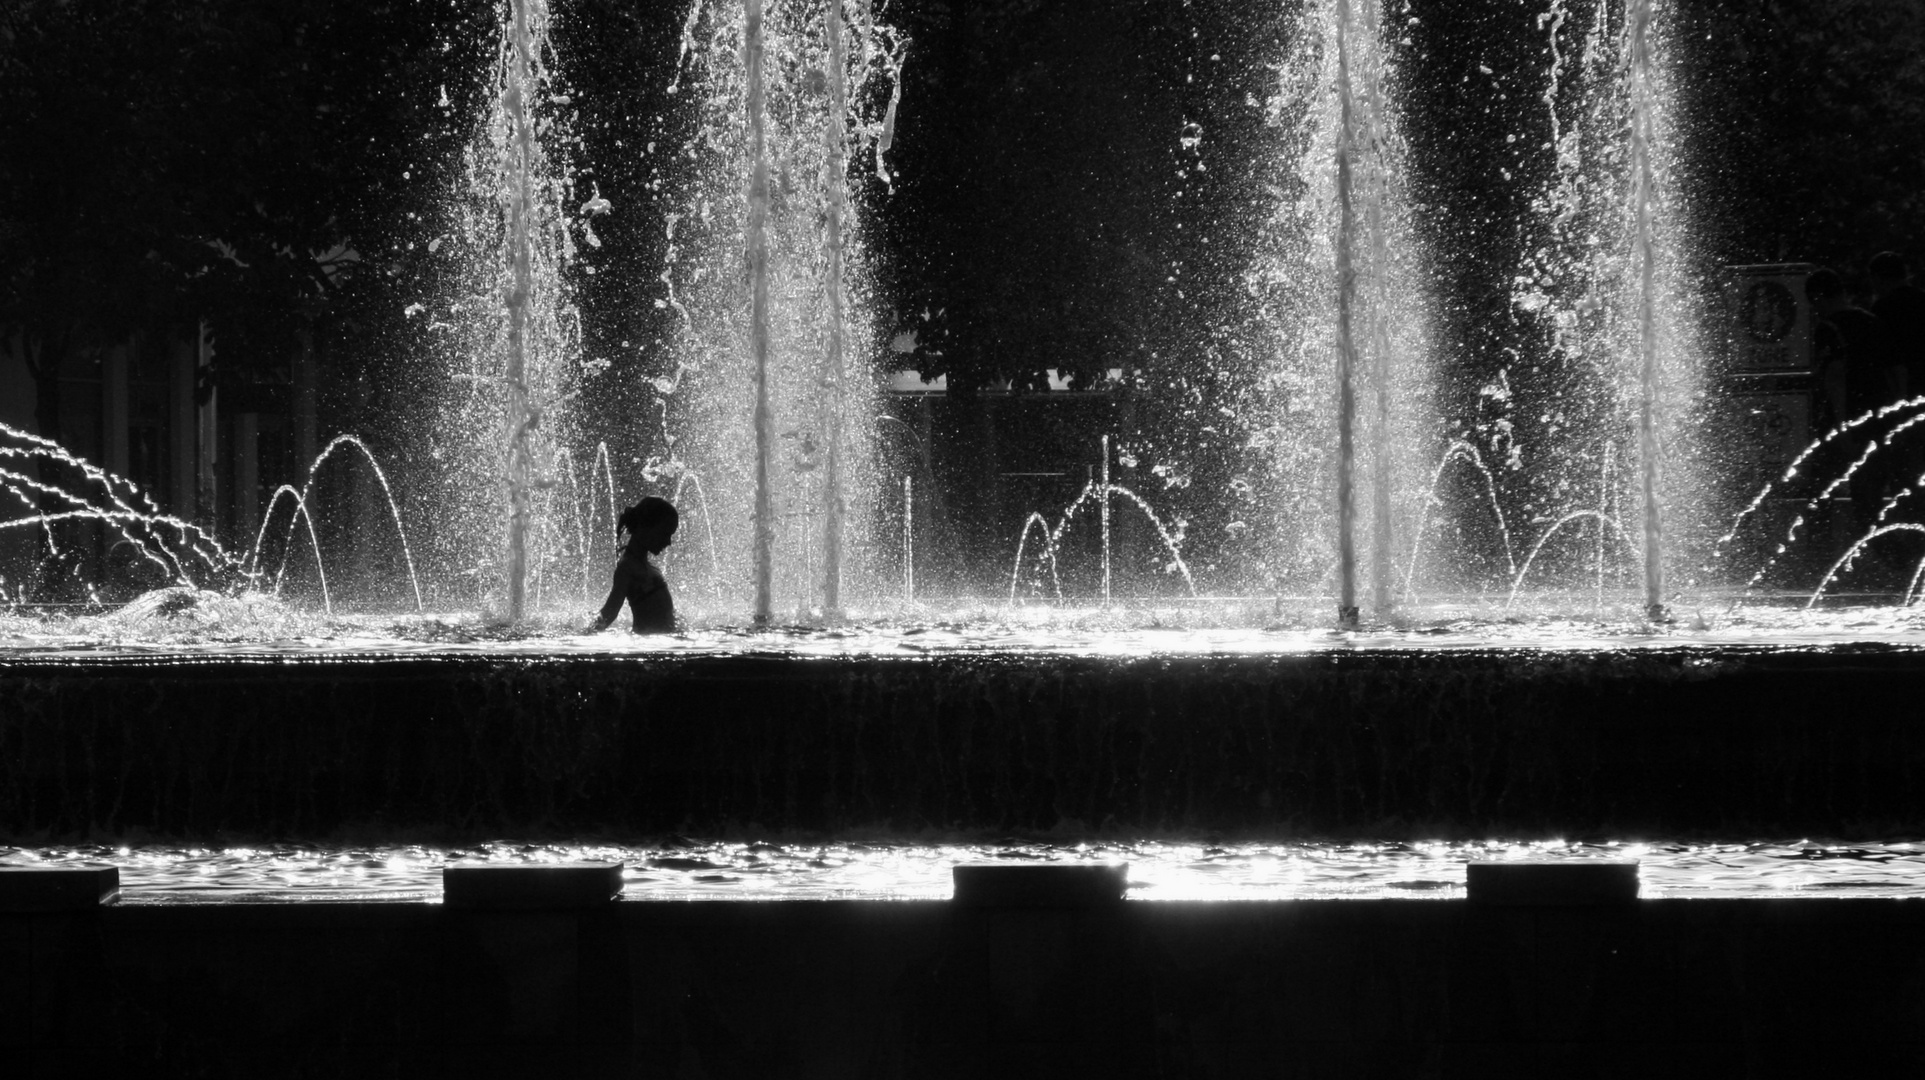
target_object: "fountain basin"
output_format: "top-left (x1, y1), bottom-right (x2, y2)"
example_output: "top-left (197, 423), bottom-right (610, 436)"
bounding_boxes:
top-left (9, 837), bottom-right (1925, 903)
top-left (4, 632), bottom-right (1924, 839)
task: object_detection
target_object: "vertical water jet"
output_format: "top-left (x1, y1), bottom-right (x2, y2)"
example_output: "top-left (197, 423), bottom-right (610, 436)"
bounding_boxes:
top-left (432, 0), bottom-right (584, 617)
top-left (745, 0), bottom-right (775, 625)
top-left (660, 1), bottom-right (899, 621)
top-left (503, 0), bottom-right (538, 620)
top-left (1333, 0), bottom-right (1362, 627)
top-left (819, 0), bottom-right (850, 617)
top-left (1249, 0), bottom-right (1429, 618)
top-left (1101, 434), bottom-right (1113, 606)
top-left (1502, 0), bottom-right (1708, 613)
top-left (1358, 0), bottom-right (1395, 614)
top-left (1627, 0), bottom-right (1664, 620)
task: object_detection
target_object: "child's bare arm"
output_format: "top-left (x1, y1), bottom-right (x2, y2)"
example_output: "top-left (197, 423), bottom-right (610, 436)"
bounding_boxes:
top-left (590, 560), bottom-right (631, 631)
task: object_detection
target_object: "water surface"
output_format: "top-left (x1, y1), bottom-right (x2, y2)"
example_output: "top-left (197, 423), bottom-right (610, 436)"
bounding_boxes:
top-left (7, 839), bottom-right (1922, 904)
top-left (5, 592), bottom-right (1925, 659)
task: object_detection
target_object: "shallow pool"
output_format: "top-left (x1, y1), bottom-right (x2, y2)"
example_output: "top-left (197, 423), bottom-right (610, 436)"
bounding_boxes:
top-left (7, 838), bottom-right (1924, 904)
top-left (7, 589), bottom-right (1925, 660)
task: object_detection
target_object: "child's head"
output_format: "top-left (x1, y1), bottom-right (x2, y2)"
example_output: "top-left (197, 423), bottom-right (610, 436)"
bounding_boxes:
top-left (619, 496), bottom-right (679, 554)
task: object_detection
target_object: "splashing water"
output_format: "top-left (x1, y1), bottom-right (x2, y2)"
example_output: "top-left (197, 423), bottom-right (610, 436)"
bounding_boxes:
top-left (1625, 0), bottom-right (1667, 619)
top-left (818, 0), bottom-right (852, 617)
top-left (666, 467), bottom-right (724, 587)
top-left (1386, 0), bottom-right (1709, 621)
top-left (252, 486), bottom-right (330, 612)
top-left (1247, 0), bottom-right (1433, 622)
top-left (901, 475), bottom-right (914, 603)
top-left (8, 1), bottom-right (1925, 639)
top-left (1507, 510), bottom-right (1637, 609)
top-left (1710, 398), bottom-right (1925, 600)
top-left (2, 424), bottom-right (423, 620)
top-left (1007, 441), bottom-right (1196, 606)
top-left (1402, 440), bottom-right (1519, 601)
top-left (252, 436), bottom-right (425, 616)
top-left (1811, 524), bottom-right (1925, 609)
top-left (428, 0), bottom-right (592, 620)
top-left (1009, 512), bottom-right (1063, 605)
top-left (1713, 397), bottom-right (1925, 562)
top-left (0, 424), bottom-right (238, 596)
top-left (655, 0), bottom-right (903, 623)
top-left (745, 0), bottom-right (776, 623)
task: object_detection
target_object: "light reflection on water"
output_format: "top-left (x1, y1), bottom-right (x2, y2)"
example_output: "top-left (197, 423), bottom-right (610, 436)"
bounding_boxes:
top-left (8, 600), bottom-right (1924, 903)
top-left (4, 593), bottom-right (1925, 659)
top-left (5, 839), bottom-right (1923, 904)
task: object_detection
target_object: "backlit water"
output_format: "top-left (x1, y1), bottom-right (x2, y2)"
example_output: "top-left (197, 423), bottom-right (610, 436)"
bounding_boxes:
top-left (6, 594), bottom-right (1925, 657)
top-left (7, 838), bottom-right (1924, 904)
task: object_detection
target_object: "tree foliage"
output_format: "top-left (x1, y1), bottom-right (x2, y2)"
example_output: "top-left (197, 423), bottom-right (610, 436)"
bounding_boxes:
top-left (4, 0), bottom-right (1922, 430)
top-left (0, 0), bottom-right (489, 435)
top-left (1680, 0), bottom-right (1925, 276)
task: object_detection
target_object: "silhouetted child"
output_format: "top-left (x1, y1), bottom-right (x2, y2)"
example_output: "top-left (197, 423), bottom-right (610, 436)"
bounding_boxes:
top-left (591, 496), bottom-right (678, 633)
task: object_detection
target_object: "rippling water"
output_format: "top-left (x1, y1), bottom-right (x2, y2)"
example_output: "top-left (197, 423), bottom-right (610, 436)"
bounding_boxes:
top-left (4, 592), bottom-right (1925, 659)
top-left (6, 839), bottom-right (1924, 904)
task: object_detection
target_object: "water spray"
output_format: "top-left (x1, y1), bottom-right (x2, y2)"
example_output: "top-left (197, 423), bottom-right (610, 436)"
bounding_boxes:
top-left (819, 0), bottom-right (850, 618)
top-left (745, 0), bottom-right (775, 626)
top-left (503, 0), bottom-right (541, 621)
top-left (1627, 0), bottom-right (1665, 622)
top-left (1333, 0), bottom-right (1362, 630)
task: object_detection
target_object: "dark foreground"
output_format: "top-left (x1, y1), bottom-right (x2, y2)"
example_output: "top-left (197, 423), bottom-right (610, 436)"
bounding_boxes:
top-left (3, 644), bottom-right (1924, 838)
top-left (7, 645), bottom-right (1925, 1078)
top-left (7, 895), bottom-right (1924, 1078)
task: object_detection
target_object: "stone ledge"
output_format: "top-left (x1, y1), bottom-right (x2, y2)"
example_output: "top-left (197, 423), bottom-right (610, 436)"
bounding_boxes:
top-left (442, 863), bottom-right (624, 909)
top-left (952, 863), bottom-right (1129, 907)
top-left (0, 866), bottom-right (119, 911)
top-left (1467, 860), bottom-right (1640, 905)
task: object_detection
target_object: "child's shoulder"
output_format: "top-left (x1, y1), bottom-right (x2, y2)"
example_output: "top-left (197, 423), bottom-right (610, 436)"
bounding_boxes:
top-left (622, 553), bottom-right (666, 587)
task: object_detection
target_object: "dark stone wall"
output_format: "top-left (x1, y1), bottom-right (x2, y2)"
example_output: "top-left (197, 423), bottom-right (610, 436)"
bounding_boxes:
top-left (2, 646), bottom-right (1923, 839)
top-left (6, 897), bottom-right (1925, 1078)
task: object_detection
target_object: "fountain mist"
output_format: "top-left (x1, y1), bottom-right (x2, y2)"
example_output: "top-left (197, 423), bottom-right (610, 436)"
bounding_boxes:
top-left (426, 0), bottom-right (595, 618)
top-left (1481, 0), bottom-right (1709, 615)
top-left (502, 0), bottom-right (541, 620)
top-left (1627, 0), bottom-right (1665, 618)
top-left (745, 0), bottom-right (776, 623)
top-left (1, 425), bottom-right (237, 599)
top-left (1248, 0), bottom-right (1433, 619)
top-left (653, 0), bottom-right (902, 622)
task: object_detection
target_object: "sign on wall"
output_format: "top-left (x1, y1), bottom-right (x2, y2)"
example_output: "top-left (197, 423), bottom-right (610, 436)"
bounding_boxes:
top-left (1729, 263), bottom-right (1816, 373)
